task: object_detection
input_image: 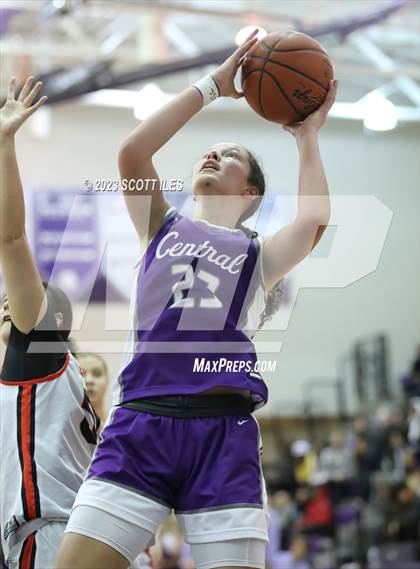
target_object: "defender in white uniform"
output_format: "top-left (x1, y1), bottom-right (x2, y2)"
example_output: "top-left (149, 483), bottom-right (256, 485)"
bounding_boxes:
top-left (0, 313), bottom-right (99, 568)
top-left (0, 76), bottom-right (99, 569)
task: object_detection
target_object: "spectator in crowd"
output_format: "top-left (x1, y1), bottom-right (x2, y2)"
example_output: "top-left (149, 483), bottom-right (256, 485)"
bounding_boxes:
top-left (363, 477), bottom-right (394, 548)
top-left (352, 435), bottom-right (376, 502)
top-left (267, 535), bottom-right (312, 569)
top-left (380, 429), bottom-right (406, 483)
top-left (368, 406), bottom-right (394, 470)
top-left (150, 528), bottom-right (182, 569)
top-left (266, 490), bottom-right (298, 559)
top-left (78, 352), bottom-right (110, 425)
top-left (389, 407), bottom-right (407, 434)
top-left (318, 430), bottom-right (354, 503)
top-left (401, 349), bottom-right (420, 400)
top-left (291, 440), bottom-right (318, 485)
top-left (266, 493), bottom-right (283, 566)
top-left (271, 438), bottom-right (297, 494)
top-left (407, 397), bottom-right (420, 450)
top-left (353, 416), bottom-right (369, 438)
top-left (346, 415), bottom-right (370, 452)
top-left (385, 482), bottom-right (420, 542)
top-left (295, 473), bottom-right (334, 537)
top-left (402, 448), bottom-right (420, 495)
top-left (148, 516), bottom-right (194, 569)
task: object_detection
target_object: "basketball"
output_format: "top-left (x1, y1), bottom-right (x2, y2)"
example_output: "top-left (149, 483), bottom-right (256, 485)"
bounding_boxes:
top-left (241, 31), bottom-right (334, 125)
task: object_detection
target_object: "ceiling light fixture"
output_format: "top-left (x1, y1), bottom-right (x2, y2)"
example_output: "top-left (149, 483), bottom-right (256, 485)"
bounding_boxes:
top-left (235, 26), bottom-right (267, 46)
top-left (134, 84), bottom-right (172, 121)
top-left (362, 91), bottom-right (398, 131)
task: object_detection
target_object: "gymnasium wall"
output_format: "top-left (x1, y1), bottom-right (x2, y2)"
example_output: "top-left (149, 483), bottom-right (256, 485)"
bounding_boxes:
top-left (15, 99), bottom-right (419, 416)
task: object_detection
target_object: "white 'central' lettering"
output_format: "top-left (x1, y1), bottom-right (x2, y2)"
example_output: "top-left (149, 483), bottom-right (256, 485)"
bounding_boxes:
top-left (155, 231), bottom-right (248, 274)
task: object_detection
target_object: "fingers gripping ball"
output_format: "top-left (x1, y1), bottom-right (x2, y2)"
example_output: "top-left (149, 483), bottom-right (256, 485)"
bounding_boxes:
top-left (241, 31), bottom-right (334, 125)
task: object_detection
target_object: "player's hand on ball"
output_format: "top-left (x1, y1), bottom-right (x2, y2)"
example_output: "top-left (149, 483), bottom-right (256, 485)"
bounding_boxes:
top-left (0, 76), bottom-right (48, 138)
top-left (212, 29), bottom-right (259, 99)
top-left (283, 79), bottom-right (338, 137)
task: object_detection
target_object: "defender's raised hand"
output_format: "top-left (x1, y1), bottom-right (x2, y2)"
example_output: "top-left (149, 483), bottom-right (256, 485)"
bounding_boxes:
top-left (0, 76), bottom-right (48, 138)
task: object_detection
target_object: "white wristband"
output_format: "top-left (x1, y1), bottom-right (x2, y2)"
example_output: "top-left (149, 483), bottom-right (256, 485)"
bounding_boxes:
top-left (193, 74), bottom-right (220, 106)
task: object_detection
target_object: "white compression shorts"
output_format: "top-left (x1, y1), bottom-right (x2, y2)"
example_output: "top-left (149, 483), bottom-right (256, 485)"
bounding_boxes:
top-left (66, 501), bottom-right (266, 569)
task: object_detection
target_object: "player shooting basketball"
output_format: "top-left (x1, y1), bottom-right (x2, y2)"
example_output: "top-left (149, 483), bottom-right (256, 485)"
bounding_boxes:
top-left (0, 77), bottom-right (100, 569)
top-left (56, 29), bottom-right (337, 569)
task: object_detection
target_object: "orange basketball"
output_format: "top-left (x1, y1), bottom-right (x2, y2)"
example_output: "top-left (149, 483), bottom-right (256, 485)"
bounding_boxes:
top-left (241, 31), bottom-right (334, 125)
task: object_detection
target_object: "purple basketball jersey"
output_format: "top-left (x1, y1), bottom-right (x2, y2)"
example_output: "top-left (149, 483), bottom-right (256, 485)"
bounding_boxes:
top-left (114, 206), bottom-right (268, 408)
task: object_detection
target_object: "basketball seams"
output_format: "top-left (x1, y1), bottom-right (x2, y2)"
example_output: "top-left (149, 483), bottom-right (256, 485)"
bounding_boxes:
top-left (257, 63), bottom-right (265, 118)
top-left (262, 68), bottom-right (304, 120)
top-left (245, 68), bottom-right (304, 122)
top-left (261, 40), bottom-right (325, 56)
top-left (257, 33), bottom-right (291, 119)
top-left (247, 54), bottom-right (329, 91)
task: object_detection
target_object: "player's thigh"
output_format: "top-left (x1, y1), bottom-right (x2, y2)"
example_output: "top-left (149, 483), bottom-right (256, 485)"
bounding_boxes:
top-left (55, 531), bottom-right (128, 569)
top-left (191, 538), bottom-right (266, 569)
top-left (55, 497), bottom-right (163, 568)
top-left (56, 475), bottom-right (170, 566)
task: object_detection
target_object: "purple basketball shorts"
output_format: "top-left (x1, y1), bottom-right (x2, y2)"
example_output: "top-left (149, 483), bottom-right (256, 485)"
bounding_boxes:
top-left (70, 406), bottom-right (269, 551)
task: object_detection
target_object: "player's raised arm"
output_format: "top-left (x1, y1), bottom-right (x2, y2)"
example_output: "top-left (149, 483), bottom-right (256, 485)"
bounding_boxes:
top-left (0, 76), bottom-right (49, 333)
top-left (118, 29), bottom-right (259, 244)
top-left (262, 79), bottom-right (338, 291)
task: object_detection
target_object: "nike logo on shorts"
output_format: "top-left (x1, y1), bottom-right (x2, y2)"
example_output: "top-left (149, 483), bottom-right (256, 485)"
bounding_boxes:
top-left (237, 420), bottom-right (249, 425)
